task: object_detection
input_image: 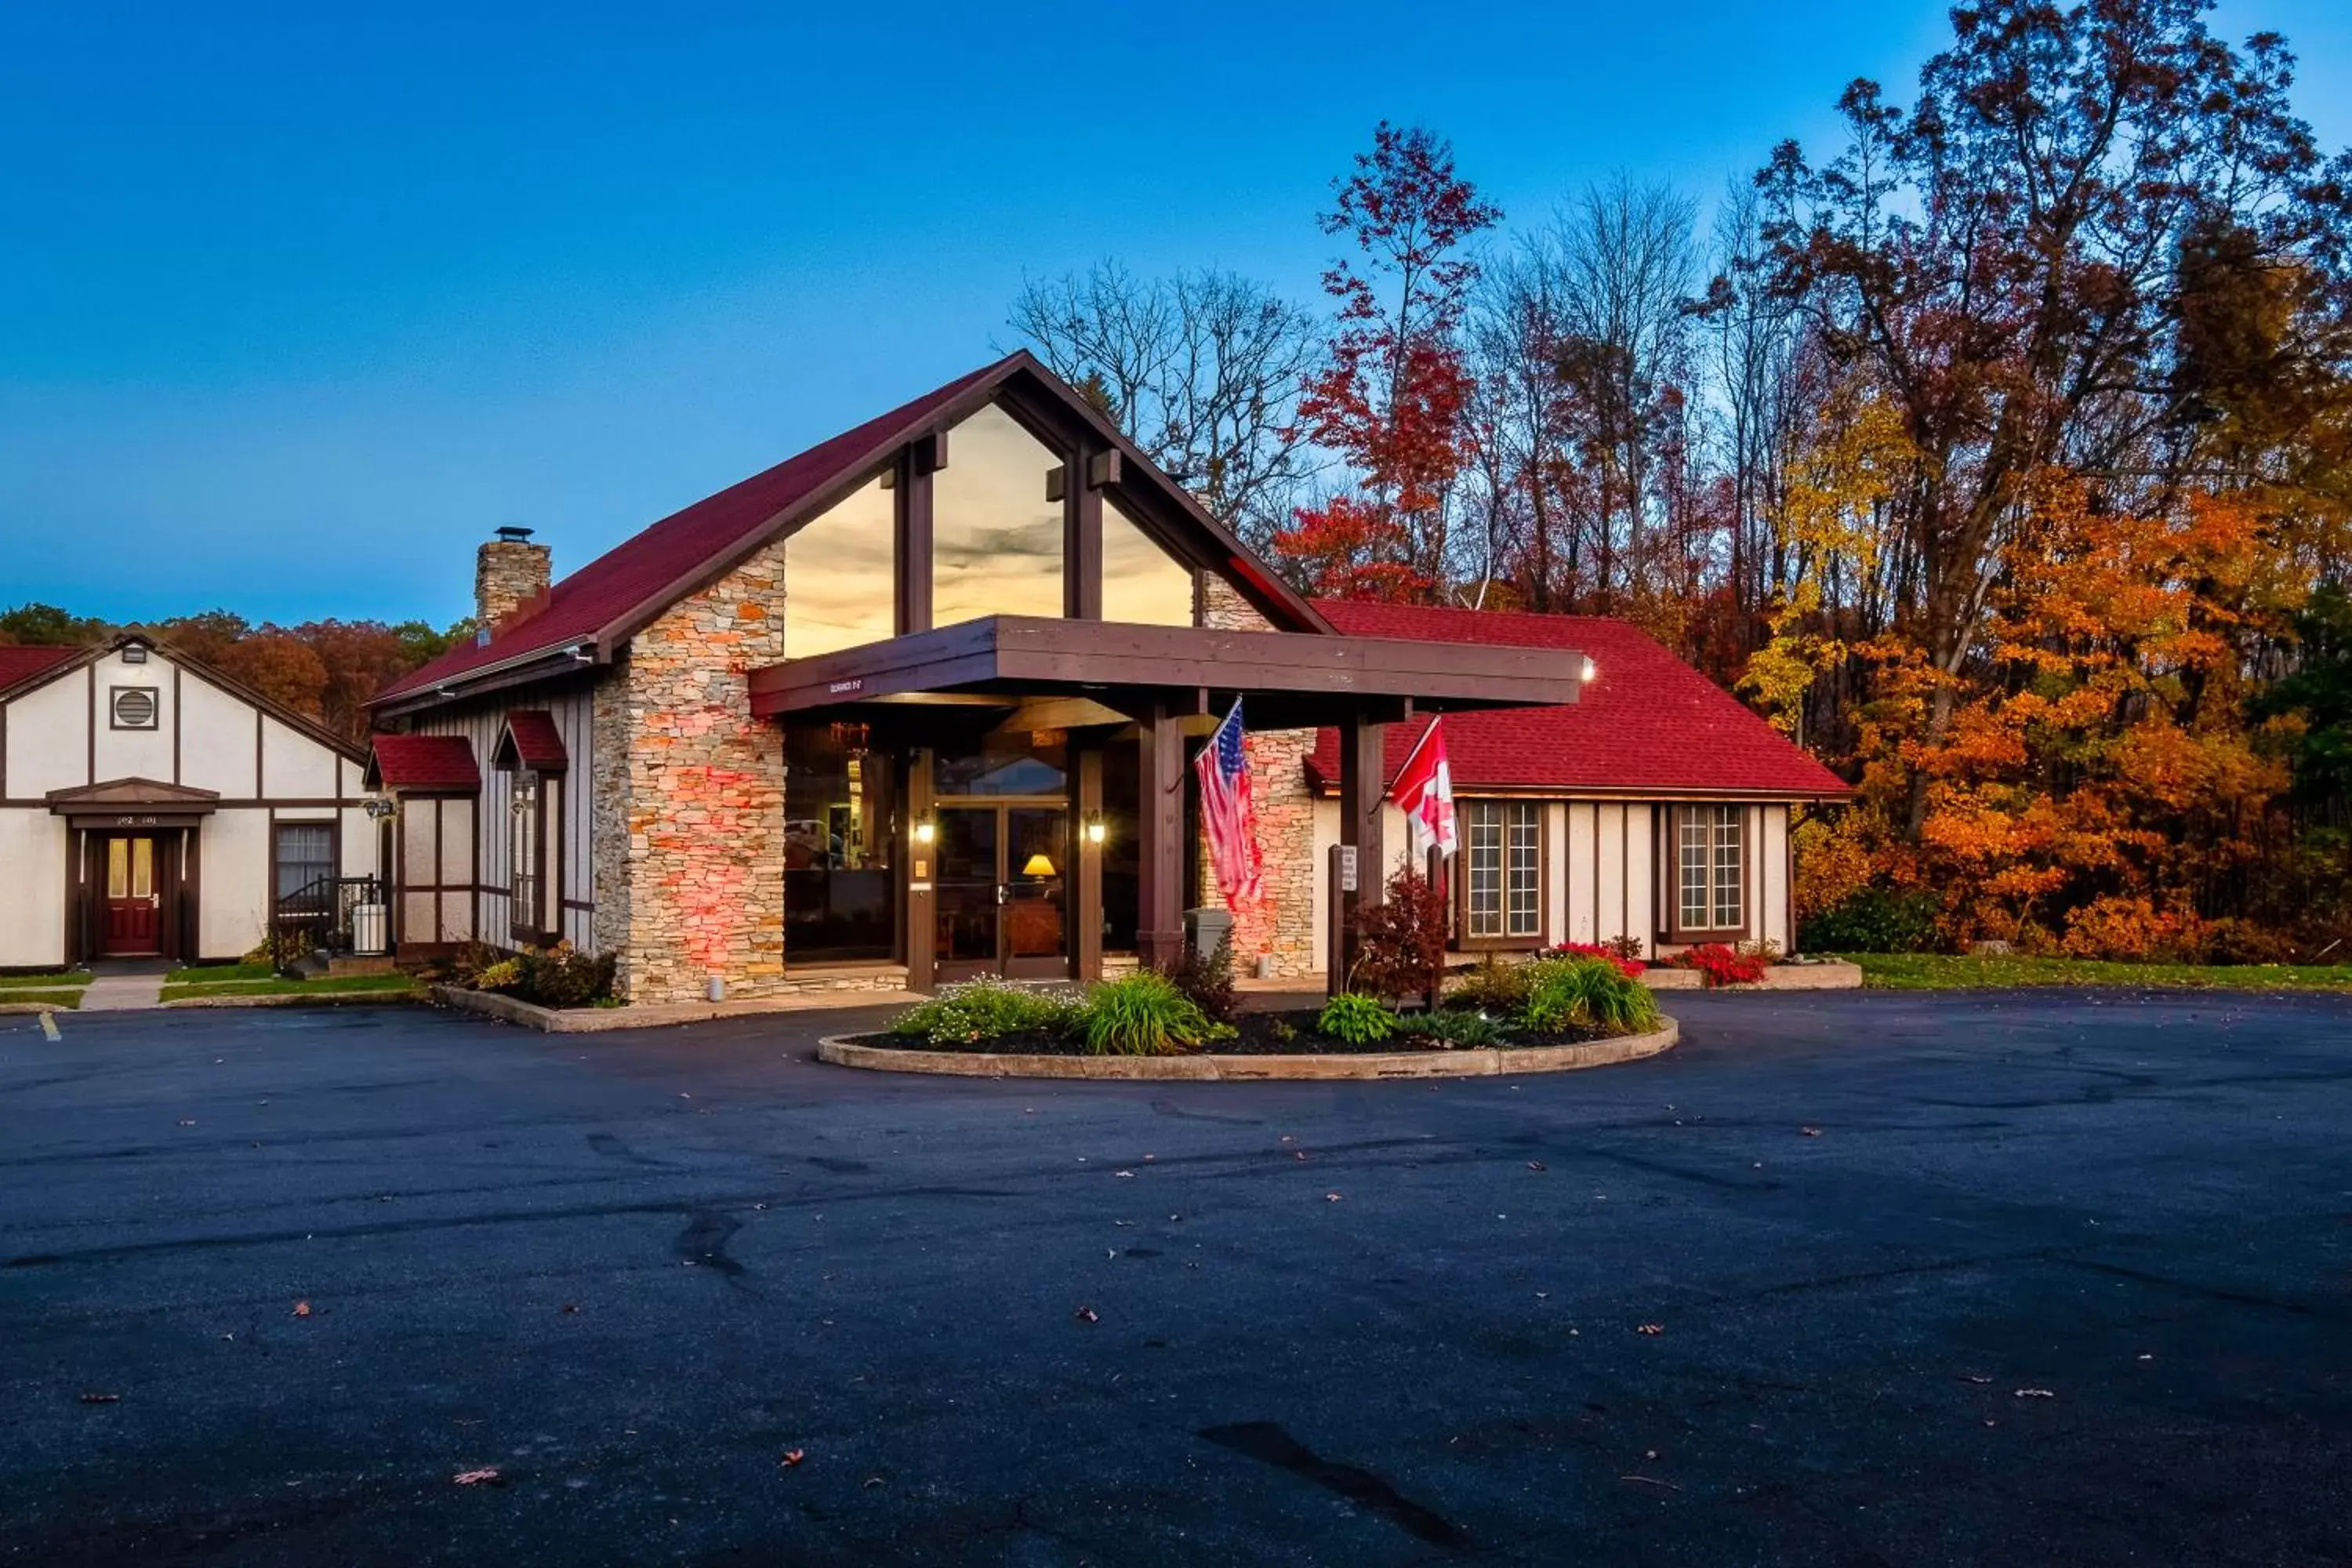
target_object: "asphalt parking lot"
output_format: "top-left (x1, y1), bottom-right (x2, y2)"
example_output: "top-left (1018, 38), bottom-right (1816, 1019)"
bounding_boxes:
top-left (4, 989), bottom-right (2349, 1566)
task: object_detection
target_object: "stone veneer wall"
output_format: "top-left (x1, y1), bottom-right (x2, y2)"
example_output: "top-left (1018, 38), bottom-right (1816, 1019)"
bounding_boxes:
top-left (590, 542), bottom-right (790, 1004)
top-left (1197, 577), bottom-right (1320, 978)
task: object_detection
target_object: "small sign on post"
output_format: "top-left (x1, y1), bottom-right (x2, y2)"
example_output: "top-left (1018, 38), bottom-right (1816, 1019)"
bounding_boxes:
top-left (1337, 844), bottom-right (1359, 893)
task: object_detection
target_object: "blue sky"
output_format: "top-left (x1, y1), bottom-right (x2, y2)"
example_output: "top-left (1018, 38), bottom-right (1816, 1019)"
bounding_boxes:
top-left (3, 1), bottom-right (2347, 627)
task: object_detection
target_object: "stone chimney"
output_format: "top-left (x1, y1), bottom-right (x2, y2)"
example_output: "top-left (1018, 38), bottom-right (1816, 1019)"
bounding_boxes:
top-left (475, 526), bottom-right (552, 634)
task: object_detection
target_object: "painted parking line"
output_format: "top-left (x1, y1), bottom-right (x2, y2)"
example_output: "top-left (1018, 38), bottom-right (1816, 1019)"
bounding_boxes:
top-left (40, 1010), bottom-right (60, 1041)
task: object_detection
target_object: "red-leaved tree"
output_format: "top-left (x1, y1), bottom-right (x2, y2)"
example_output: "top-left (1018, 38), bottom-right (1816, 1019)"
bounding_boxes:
top-left (1278, 122), bottom-right (1500, 597)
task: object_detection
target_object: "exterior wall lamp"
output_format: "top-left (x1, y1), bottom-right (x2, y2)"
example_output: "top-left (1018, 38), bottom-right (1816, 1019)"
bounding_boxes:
top-left (1581, 656), bottom-right (1598, 684)
top-left (913, 818), bottom-right (936, 846)
top-left (1083, 813), bottom-right (1105, 847)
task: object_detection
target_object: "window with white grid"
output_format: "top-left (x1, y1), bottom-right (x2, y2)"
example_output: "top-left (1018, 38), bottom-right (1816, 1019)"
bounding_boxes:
top-left (1677, 804), bottom-right (1744, 933)
top-left (1465, 800), bottom-right (1540, 940)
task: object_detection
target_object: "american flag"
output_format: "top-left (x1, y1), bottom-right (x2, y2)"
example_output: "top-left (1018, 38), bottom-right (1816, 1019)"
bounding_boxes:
top-left (1194, 698), bottom-right (1263, 911)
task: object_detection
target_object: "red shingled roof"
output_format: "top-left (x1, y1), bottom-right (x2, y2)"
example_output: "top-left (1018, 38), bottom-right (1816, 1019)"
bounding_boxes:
top-left (0, 645), bottom-right (80, 692)
top-left (1305, 602), bottom-right (1850, 799)
top-left (366, 734), bottom-right (482, 793)
top-left (499, 710), bottom-right (568, 771)
top-left (376, 356), bottom-right (1020, 703)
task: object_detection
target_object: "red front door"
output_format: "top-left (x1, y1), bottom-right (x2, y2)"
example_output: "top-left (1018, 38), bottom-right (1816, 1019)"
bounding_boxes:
top-left (102, 835), bottom-right (161, 956)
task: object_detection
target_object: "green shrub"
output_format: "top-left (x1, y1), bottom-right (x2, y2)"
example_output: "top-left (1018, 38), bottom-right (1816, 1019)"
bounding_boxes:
top-left (1159, 932), bottom-right (1239, 1023)
top-left (1406, 1007), bottom-right (1501, 1047)
top-left (1080, 971), bottom-right (1222, 1056)
top-left (1520, 956), bottom-right (1661, 1035)
top-left (1800, 887), bottom-right (1940, 953)
top-left (1316, 991), bottom-right (1398, 1045)
top-left (891, 980), bottom-right (1077, 1047)
top-left (514, 944), bottom-right (617, 1007)
top-left (1446, 952), bottom-right (1531, 1014)
top-left (474, 958), bottom-right (523, 993)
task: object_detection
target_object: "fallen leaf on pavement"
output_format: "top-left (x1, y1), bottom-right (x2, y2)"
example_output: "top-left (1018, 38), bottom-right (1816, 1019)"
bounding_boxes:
top-left (560, 1303), bottom-right (579, 1314)
top-left (78, 1392), bottom-right (120, 1404)
top-left (291, 1301), bottom-right (313, 1318)
top-left (2014, 1388), bottom-right (2054, 1399)
top-left (1636, 1323), bottom-right (1664, 1335)
top-left (1800, 1127), bottom-right (1822, 1138)
top-left (1113, 1170), bottom-right (1134, 1178)
top-left (453, 1468), bottom-right (502, 1486)
top-left (1073, 1306), bottom-right (1099, 1323)
top-left (177, 1120), bottom-right (196, 1127)
top-left (1527, 1160), bottom-right (1547, 1171)
top-left (780, 1450), bottom-right (806, 1468)
top-left (1324, 1192), bottom-right (1343, 1203)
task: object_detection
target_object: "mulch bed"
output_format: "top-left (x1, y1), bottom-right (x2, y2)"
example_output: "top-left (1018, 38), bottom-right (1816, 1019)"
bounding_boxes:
top-left (854, 1007), bottom-right (1635, 1057)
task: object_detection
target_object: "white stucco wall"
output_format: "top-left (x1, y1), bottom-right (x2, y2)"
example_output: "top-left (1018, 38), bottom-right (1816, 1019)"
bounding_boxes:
top-left (6, 673), bottom-right (89, 799)
top-left (199, 808), bottom-right (272, 960)
top-left (0, 809), bottom-right (67, 967)
top-left (86, 649), bottom-right (176, 782)
top-left (178, 673), bottom-right (259, 797)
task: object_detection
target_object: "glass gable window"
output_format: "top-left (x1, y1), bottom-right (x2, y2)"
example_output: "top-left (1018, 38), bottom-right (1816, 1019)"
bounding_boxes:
top-left (783, 473), bottom-right (896, 658)
top-left (1677, 805), bottom-right (1744, 934)
top-left (932, 403), bottom-right (1065, 628)
top-left (1102, 495), bottom-right (1195, 626)
top-left (1465, 800), bottom-right (1540, 940)
top-left (786, 724), bottom-right (897, 963)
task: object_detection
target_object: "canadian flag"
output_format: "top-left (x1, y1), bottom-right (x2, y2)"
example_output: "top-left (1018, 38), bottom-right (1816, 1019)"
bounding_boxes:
top-left (1390, 716), bottom-right (1457, 860)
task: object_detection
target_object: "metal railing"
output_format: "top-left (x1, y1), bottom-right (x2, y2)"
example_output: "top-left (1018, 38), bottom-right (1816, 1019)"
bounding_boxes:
top-left (270, 875), bottom-right (388, 966)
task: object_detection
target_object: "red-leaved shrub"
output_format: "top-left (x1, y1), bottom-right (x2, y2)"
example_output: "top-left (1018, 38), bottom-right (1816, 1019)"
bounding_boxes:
top-left (1676, 942), bottom-right (1766, 987)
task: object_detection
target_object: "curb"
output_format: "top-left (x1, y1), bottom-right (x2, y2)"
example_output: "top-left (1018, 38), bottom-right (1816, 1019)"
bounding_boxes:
top-left (815, 1018), bottom-right (1677, 1081)
top-left (162, 991), bottom-right (426, 1010)
top-left (430, 983), bottom-right (921, 1033)
top-left (1641, 961), bottom-right (1864, 992)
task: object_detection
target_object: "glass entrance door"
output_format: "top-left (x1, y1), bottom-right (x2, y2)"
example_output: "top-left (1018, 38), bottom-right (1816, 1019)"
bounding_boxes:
top-left (934, 808), bottom-right (1001, 982)
top-left (932, 802), bottom-right (1069, 981)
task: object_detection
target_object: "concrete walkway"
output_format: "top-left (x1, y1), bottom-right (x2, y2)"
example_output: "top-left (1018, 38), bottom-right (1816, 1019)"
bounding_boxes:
top-left (79, 960), bottom-right (170, 1012)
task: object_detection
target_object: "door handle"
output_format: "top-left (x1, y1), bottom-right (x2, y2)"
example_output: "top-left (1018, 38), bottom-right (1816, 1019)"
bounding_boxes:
top-left (996, 884), bottom-right (1008, 905)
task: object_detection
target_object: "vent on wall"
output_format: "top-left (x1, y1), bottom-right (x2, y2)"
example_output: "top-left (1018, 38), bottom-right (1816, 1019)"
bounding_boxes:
top-left (111, 688), bottom-right (158, 730)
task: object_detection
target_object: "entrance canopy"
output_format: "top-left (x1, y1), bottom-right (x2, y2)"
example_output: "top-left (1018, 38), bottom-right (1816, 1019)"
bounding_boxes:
top-left (45, 777), bottom-right (221, 829)
top-left (748, 615), bottom-right (1584, 728)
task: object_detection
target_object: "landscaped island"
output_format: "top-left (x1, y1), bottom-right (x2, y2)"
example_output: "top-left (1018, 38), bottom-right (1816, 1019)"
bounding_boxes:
top-left (851, 949), bottom-right (1664, 1059)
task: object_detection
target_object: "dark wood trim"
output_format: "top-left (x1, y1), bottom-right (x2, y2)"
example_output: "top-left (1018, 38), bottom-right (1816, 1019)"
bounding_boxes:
top-left (1592, 803), bottom-right (1602, 943)
top-left (562, 897), bottom-right (595, 913)
top-left (85, 665), bottom-right (96, 784)
top-left (2, 796), bottom-right (368, 810)
top-left (1070, 437), bottom-right (1104, 622)
top-left (1663, 801), bottom-right (1750, 946)
top-left (750, 615), bottom-right (1581, 720)
top-left (1134, 702), bottom-right (1185, 971)
top-left (171, 664), bottom-right (182, 782)
top-left (1453, 797), bottom-right (1548, 950)
top-left (1336, 709), bottom-right (1388, 979)
top-left (895, 445), bottom-right (933, 637)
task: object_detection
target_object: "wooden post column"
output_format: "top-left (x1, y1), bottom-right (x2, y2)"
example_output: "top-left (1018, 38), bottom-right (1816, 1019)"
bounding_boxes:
top-left (1336, 706), bottom-right (1388, 986)
top-left (1135, 697), bottom-right (1187, 971)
